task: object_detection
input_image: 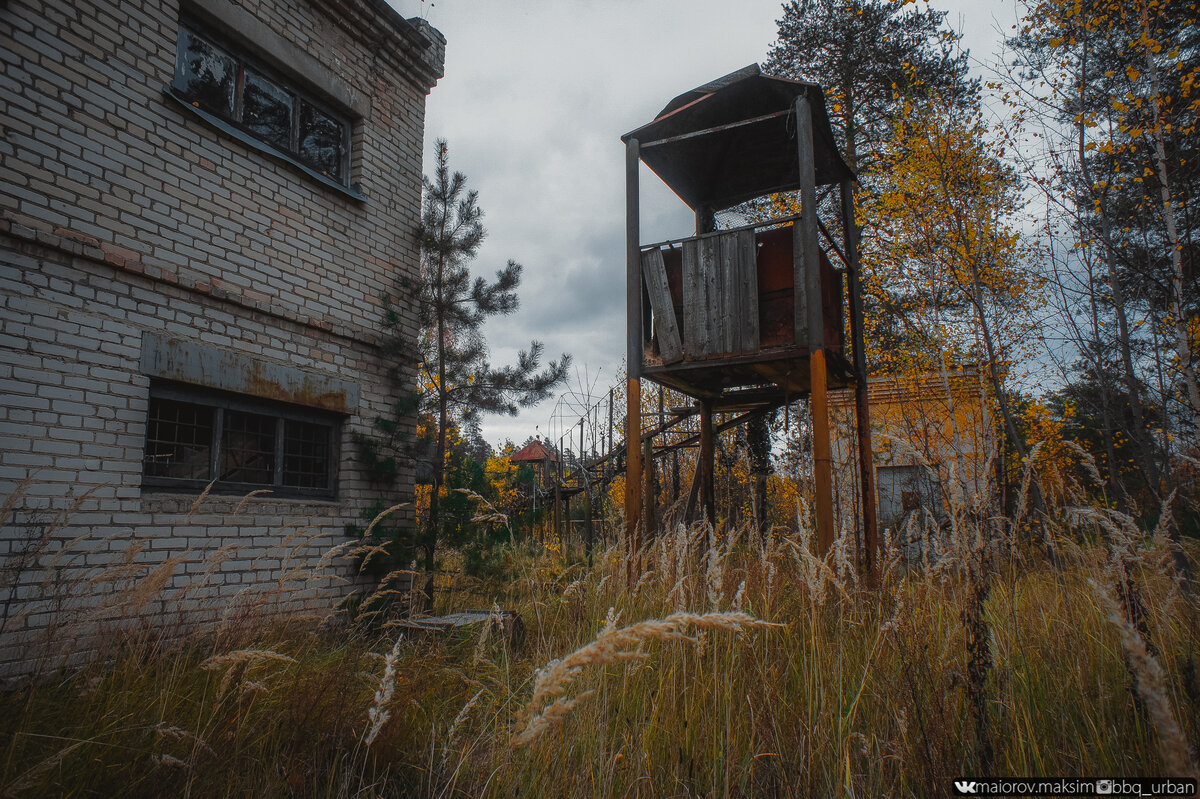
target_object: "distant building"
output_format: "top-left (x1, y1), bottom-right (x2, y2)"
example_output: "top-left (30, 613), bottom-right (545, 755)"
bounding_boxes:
top-left (510, 439), bottom-right (559, 478)
top-left (509, 439), bottom-right (559, 509)
top-left (0, 0), bottom-right (443, 671)
top-left (830, 369), bottom-right (994, 539)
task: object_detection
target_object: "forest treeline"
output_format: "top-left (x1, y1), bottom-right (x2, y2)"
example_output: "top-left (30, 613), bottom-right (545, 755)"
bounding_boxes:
top-left (764, 0), bottom-right (1198, 521)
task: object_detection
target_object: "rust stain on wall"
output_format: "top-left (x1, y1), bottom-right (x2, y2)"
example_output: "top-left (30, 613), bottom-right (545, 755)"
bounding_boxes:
top-left (143, 333), bottom-right (358, 414)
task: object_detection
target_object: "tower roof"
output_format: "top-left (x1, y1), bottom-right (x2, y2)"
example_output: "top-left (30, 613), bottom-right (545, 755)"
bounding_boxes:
top-left (510, 439), bottom-right (558, 463)
top-left (621, 64), bottom-right (854, 211)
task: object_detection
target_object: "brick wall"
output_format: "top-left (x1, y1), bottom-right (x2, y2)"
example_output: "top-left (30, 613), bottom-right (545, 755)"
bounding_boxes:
top-left (0, 0), bottom-right (443, 674)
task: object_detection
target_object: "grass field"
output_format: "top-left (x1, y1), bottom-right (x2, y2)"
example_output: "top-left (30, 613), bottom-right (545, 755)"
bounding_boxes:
top-left (1, 498), bottom-right (1198, 797)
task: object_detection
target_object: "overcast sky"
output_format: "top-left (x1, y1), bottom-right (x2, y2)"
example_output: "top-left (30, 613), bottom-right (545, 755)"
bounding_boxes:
top-left (385, 0), bottom-right (1021, 449)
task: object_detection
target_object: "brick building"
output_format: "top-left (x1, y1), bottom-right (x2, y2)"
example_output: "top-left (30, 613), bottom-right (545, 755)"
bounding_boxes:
top-left (0, 0), bottom-right (443, 671)
top-left (830, 368), bottom-right (994, 539)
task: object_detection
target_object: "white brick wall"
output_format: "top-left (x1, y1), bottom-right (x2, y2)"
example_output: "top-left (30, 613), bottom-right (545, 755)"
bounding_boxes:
top-left (0, 0), bottom-right (442, 674)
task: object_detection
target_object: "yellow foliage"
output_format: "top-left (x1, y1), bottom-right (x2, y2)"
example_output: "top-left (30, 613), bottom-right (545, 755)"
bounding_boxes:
top-left (484, 452), bottom-right (521, 516)
top-left (858, 101), bottom-right (1042, 378)
top-left (1020, 400), bottom-right (1077, 505)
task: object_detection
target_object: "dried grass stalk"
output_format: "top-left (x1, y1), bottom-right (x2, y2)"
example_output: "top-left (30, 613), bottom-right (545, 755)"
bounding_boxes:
top-left (1092, 579), bottom-right (1199, 779)
top-left (513, 609), bottom-right (779, 746)
top-left (200, 648), bottom-right (296, 698)
top-left (363, 635), bottom-right (404, 746)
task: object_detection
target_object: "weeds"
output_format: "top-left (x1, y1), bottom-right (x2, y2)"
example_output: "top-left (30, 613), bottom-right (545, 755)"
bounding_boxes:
top-left (0, 476), bottom-right (1197, 796)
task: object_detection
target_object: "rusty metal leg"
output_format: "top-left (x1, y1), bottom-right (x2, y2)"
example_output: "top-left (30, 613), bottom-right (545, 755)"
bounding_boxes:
top-left (842, 180), bottom-right (879, 583)
top-left (584, 487), bottom-right (595, 565)
top-left (683, 457), bottom-right (701, 523)
top-left (810, 350), bottom-right (835, 556)
top-left (643, 434), bottom-right (656, 540)
top-left (625, 377), bottom-right (642, 584)
top-left (553, 471), bottom-right (561, 545)
top-left (564, 495), bottom-right (571, 559)
top-left (699, 399), bottom-right (716, 526)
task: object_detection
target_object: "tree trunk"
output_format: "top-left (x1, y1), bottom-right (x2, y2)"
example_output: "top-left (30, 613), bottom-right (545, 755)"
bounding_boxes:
top-left (1077, 37), bottom-right (1160, 493)
top-left (425, 213), bottom-right (449, 614)
top-left (1084, 255), bottom-right (1123, 503)
top-left (423, 379), bottom-right (447, 614)
top-left (966, 262), bottom-right (1047, 521)
top-left (1142, 14), bottom-right (1200, 432)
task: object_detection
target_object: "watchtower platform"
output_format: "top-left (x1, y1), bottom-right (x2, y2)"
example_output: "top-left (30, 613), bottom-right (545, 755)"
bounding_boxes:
top-left (620, 64), bottom-right (879, 568)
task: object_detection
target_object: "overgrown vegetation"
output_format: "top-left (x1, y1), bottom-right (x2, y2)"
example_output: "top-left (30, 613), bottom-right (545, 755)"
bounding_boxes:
top-left (2, 475), bottom-right (1198, 797)
top-left (3, 1), bottom-right (1198, 796)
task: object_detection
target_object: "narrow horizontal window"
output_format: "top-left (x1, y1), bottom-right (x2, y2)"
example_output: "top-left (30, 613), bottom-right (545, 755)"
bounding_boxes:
top-left (242, 70), bottom-right (294, 152)
top-left (170, 23), bottom-right (352, 188)
top-left (220, 409), bottom-right (276, 485)
top-left (282, 419), bottom-right (332, 489)
top-left (298, 100), bottom-right (344, 181)
top-left (142, 384), bottom-right (339, 499)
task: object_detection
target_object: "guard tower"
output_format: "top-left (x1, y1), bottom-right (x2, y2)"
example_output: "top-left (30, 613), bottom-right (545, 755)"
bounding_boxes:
top-left (621, 64), bottom-right (878, 568)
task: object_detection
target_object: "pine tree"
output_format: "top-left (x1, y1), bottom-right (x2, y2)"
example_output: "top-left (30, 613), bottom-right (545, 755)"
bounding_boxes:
top-left (416, 139), bottom-right (570, 610)
top-left (763, 0), bottom-right (976, 174)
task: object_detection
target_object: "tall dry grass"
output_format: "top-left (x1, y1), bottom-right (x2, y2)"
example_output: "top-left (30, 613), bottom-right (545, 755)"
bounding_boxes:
top-left (0, 473), bottom-right (1198, 797)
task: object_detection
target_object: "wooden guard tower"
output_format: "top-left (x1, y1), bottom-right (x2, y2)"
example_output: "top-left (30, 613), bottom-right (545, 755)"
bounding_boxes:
top-left (621, 64), bottom-right (878, 570)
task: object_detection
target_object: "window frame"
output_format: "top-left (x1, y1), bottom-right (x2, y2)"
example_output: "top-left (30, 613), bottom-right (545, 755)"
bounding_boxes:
top-left (142, 382), bottom-right (341, 500)
top-left (169, 20), bottom-right (356, 195)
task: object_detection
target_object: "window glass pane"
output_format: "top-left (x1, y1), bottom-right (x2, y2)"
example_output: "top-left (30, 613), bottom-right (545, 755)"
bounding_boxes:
top-left (282, 420), bottom-right (331, 488)
top-left (174, 29), bottom-right (236, 118)
top-left (221, 410), bottom-right (275, 485)
top-left (298, 101), bottom-right (344, 180)
top-left (243, 70), bottom-right (293, 152)
top-left (144, 398), bottom-right (213, 480)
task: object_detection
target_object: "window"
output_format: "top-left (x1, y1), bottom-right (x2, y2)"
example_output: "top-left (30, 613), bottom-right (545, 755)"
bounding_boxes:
top-left (143, 384), bottom-right (339, 499)
top-left (171, 24), bottom-right (351, 185)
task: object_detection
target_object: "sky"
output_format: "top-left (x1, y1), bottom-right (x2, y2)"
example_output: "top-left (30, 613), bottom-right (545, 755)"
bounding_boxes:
top-left (385, 0), bottom-right (1021, 450)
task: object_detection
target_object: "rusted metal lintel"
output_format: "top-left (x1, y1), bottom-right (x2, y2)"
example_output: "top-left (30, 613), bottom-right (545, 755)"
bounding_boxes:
top-left (140, 332), bottom-right (358, 413)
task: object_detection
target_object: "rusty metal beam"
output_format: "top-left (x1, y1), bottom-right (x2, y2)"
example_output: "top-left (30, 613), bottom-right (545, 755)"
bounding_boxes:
top-left (796, 95), bottom-right (835, 555)
top-left (817, 217), bottom-right (848, 268)
top-left (625, 377), bottom-right (642, 577)
top-left (843, 179), bottom-right (878, 581)
top-left (626, 138), bottom-right (643, 580)
top-left (699, 399), bottom-right (716, 525)
top-left (652, 407), bottom-right (778, 458)
top-left (643, 434), bottom-right (656, 539)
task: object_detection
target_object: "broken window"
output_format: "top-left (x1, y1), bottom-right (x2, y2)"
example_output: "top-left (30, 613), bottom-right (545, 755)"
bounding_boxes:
top-left (175, 29), bottom-right (236, 118)
top-left (144, 399), bottom-right (214, 481)
top-left (298, 100), bottom-right (344, 181)
top-left (171, 24), bottom-right (351, 187)
top-left (142, 384), bottom-right (338, 499)
top-left (242, 70), bottom-right (294, 152)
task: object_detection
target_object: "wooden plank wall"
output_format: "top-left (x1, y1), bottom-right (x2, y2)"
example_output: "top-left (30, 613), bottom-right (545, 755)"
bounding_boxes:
top-left (681, 239), bottom-right (704, 357)
top-left (730, 230), bottom-right (759, 353)
top-left (667, 228), bottom-right (760, 361)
